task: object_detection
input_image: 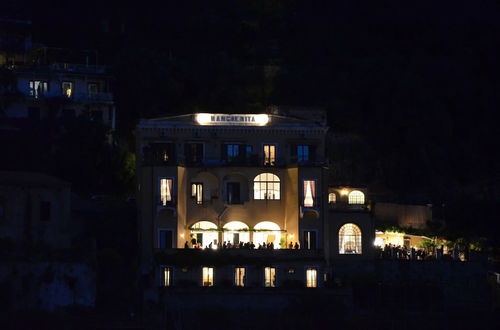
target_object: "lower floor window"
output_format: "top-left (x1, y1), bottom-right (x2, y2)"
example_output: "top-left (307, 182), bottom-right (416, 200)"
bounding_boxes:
top-left (306, 268), bottom-right (317, 288)
top-left (162, 267), bottom-right (172, 287)
top-left (235, 267), bottom-right (246, 287)
top-left (202, 267), bottom-right (214, 287)
top-left (264, 267), bottom-right (276, 287)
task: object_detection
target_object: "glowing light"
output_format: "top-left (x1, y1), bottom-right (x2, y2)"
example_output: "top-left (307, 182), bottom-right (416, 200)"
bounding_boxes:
top-left (195, 113), bottom-right (211, 125)
top-left (254, 114), bottom-right (270, 126)
top-left (180, 233), bottom-right (185, 238)
top-left (340, 189), bottom-right (349, 196)
top-left (195, 113), bottom-right (270, 126)
top-left (289, 234), bottom-right (294, 239)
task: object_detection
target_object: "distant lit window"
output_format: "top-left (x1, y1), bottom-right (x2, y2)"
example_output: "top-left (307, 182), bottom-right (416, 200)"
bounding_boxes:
top-left (62, 81), bottom-right (73, 98)
top-left (297, 145), bottom-right (309, 162)
top-left (306, 268), bottom-right (318, 288)
top-left (328, 192), bottom-right (336, 203)
top-left (202, 267), bottom-right (214, 287)
top-left (338, 223), bottom-right (362, 254)
top-left (235, 267), bottom-right (246, 287)
top-left (303, 180), bottom-right (316, 207)
top-left (160, 178), bottom-right (173, 205)
top-left (162, 267), bottom-right (172, 287)
top-left (264, 267), bottom-right (276, 287)
top-left (348, 190), bottom-right (365, 205)
top-left (29, 80), bottom-right (48, 98)
top-left (263, 144), bottom-right (276, 166)
top-left (191, 183), bottom-right (203, 204)
top-left (253, 173), bottom-right (280, 200)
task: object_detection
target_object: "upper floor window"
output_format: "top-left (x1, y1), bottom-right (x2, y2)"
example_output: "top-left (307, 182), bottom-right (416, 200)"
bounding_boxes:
top-left (264, 267), bottom-right (276, 287)
top-left (62, 81), bottom-right (73, 98)
top-left (29, 80), bottom-right (48, 98)
top-left (202, 267), bottom-right (214, 287)
top-left (88, 83), bottom-right (99, 98)
top-left (263, 144), bottom-right (276, 166)
top-left (185, 143), bottom-right (204, 164)
top-left (303, 180), bottom-right (316, 207)
top-left (348, 190), bottom-right (365, 205)
top-left (297, 145), bottom-right (309, 162)
top-left (306, 268), bottom-right (318, 288)
top-left (160, 178), bottom-right (173, 205)
top-left (328, 192), bottom-right (336, 203)
top-left (191, 183), bottom-right (203, 204)
top-left (226, 144), bottom-right (240, 162)
top-left (253, 173), bottom-right (280, 200)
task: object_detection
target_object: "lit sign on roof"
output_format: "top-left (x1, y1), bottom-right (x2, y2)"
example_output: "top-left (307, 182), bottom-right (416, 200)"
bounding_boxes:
top-left (195, 113), bottom-right (270, 126)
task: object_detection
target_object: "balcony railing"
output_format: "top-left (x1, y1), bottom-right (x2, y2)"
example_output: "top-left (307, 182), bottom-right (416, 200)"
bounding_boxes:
top-left (328, 202), bottom-right (368, 212)
top-left (26, 91), bottom-right (113, 104)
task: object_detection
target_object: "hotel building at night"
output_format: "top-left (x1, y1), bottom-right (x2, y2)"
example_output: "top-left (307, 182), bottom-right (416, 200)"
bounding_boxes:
top-left (136, 108), bottom-right (374, 294)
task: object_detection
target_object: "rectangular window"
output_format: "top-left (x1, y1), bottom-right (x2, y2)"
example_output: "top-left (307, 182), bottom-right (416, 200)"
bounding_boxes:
top-left (226, 182), bottom-right (241, 204)
top-left (235, 267), bottom-right (246, 287)
top-left (158, 230), bottom-right (173, 249)
top-left (191, 183), bottom-right (203, 204)
top-left (162, 267), bottom-right (172, 287)
top-left (303, 231), bottom-right (317, 250)
top-left (264, 267), bottom-right (276, 287)
top-left (263, 144), bottom-right (276, 166)
top-left (303, 180), bottom-right (316, 207)
top-left (202, 267), bottom-right (214, 287)
top-left (185, 143), bottom-right (204, 164)
top-left (226, 144), bottom-right (240, 161)
top-left (306, 268), bottom-right (318, 288)
top-left (297, 145), bottom-right (309, 162)
top-left (29, 80), bottom-right (48, 98)
top-left (40, 201), bottom-right (51, 222)
top-left (160, 178), bottom-right (173, 205)
top-left (145, 143), bottom-right (175, 165)
top-left (62, 81), bottom-right (73, 98)
top-left (88, 83), bottom-right (99, 98)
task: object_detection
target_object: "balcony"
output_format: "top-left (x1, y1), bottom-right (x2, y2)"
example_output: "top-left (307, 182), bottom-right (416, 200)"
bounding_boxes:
top-left (328, 201), bottom-right (369, 212)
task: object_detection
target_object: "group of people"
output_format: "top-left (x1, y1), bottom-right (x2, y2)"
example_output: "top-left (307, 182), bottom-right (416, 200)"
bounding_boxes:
top-left (377, 243), bottom-right (443, 260)
top-left (184, 237), bottom-right (300, 250)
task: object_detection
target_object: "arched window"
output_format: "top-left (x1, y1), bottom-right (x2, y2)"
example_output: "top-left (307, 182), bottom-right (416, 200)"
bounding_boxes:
top-left (254, 221), bottom-right (281, 248)
top-left (328, 192), bottom-right (336, 203)
top-left (253, 173), bottom-right (280, 200)
top-left (223, 221), bottom-right (250, 244)
top-left (338, 223), bottom-right (362, 254)
top-left (348, 190), bottom-right (365, 205)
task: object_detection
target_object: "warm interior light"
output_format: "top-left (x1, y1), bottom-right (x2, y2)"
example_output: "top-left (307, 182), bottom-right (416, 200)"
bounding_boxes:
top-left (254, 114), bottom-right (270, 126)
top-left (289, 234), bottom-right (294, 239)
top-left (195, 113), bottom-right (211, 125)
top-left (340, 189), bottom-right (349, 196)
top-left (180, 233), bottom-right (185, 238)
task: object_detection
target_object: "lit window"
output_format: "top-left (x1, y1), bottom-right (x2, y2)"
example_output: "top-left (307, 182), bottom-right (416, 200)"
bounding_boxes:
top-left (328, 192), bottom-right (336, 203)
top-left (29, 80), bottom-right (48, 98)
top-left (297, 145), bottom-right (309, 162)
top-left (253, 173), bottom-right (280, 200)
top-left (62, 81), bottom-right (73, 98)
top-left (338, 223), bottom-right (362, 254)
top-left (306, 268), bottom-right (317, 288)
top-left (191, 183), bottom-right (203, 204)
top-left (160, 178), bottom-right (173, 205)
top-left (235, 267), bottom-right (246, 287)
top-left (264, 267), bottom-right (276, 287)
top-left (263, 144), bottom-right (276, 166)
top-left (303, 180), bottom-right (316, 207)
top-left (348, 190), bottom-right (365, 205)
top-left (162, 267), bottom-right (172, 287)
top-left (202, 267), bottom-right (214, 287)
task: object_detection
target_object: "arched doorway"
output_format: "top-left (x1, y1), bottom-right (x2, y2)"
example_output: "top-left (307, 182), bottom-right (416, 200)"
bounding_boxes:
top-left (189, 221), bottom-right (218, 248)
top-left (338, 223), bottom-right (362, 254)
top-left (254, 221), bottom-right (282, 248)
top-left (223, 221), bottom-right (250, 245)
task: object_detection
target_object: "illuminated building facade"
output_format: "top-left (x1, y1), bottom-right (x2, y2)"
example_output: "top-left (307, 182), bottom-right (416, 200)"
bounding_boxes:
top-left (136, 109), bottom-right (373, 294)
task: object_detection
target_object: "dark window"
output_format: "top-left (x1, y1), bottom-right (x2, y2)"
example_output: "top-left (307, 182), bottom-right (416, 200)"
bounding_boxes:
top-left (303, 231), bottom-right (317, 250)
top-left (143, 143), bottom-right (176, 165)
top-left (294, 145), bottom-right (316, 163)
top-left (28, 107), bottom-right (40, 120)
top-left (159, 230), bottom-right (173, 249)
top-left (40, 201), bottom-right (51, 222)
top-left (227, 182), bottom-right (241, 204)
top-left (185, 143), bottom-right (204, 164)
top-left (222, 144), bottom-right (248, 164)
top-left (88, 83), bottom-right (99, 98)
top-left (297, 145), bottom-right (309, 162)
